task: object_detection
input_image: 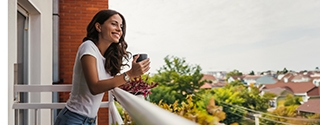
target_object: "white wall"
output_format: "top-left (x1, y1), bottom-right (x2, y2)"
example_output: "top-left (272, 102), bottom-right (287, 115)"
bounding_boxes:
top-left (8, 0), bottom-right (53, 124)
top-left (8, 0), bottom-right (18, 124)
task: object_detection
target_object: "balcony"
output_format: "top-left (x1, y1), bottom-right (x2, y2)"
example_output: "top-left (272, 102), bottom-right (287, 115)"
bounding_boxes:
top-left (13, 84), bottom-right (199, 125)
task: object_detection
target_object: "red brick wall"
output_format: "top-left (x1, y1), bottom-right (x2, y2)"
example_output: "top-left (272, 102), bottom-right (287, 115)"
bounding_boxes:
top-left (59, 0), bottom-right (109, 124)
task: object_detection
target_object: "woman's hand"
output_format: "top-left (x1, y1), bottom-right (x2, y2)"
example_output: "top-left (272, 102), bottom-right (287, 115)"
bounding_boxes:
top-left (127, 54), bottom-right (151, 78)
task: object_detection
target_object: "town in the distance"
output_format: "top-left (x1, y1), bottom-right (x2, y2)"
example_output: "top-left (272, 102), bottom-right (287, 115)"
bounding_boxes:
top-left (201, 67), bottom-right (320, 115)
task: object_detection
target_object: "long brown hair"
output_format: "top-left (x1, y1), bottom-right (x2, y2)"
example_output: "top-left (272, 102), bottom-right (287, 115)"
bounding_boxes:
top-left (83, 9), bottom-right (131, 76)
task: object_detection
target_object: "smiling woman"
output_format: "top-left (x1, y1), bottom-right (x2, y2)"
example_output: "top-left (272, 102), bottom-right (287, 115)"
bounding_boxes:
top-left (54, 9), bottom-right (151, 125)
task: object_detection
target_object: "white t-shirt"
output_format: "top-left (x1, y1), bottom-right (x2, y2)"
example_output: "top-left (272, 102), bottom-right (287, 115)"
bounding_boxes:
top-left (66, 40), bottom-right (112, 118)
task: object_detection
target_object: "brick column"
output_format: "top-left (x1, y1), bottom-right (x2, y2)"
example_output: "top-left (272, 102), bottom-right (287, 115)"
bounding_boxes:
top-left (59, 0), bottom-right (109, 124)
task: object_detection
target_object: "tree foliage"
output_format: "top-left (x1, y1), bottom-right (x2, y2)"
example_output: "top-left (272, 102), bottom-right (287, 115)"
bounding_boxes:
top-left (260, 94), bottom-right (318, 125)
top-left (261, 106), bottom-right (320, 125)
top-left (213, 80), bottom-right (271, 124)
top-left (157, 96), bottom-right (226, 125)
top-left (213, 81), bottom-right (246, 124)
top-left (249, 71), bottom-right (255, 75)
top-left (261, 105), bottom-right (299, 125)
top-left (262, 92), bottom-right (277, 100)
top-left (284, 94), bottom-right (301, 106)
top-left (226, 69), bottom-right (243, 80)
top-left (148, 55), bottom-right (204, 104)
top-left (194, 89), bottom-right (215, 112)
top-left (277, 67), bottom-right (289, 74)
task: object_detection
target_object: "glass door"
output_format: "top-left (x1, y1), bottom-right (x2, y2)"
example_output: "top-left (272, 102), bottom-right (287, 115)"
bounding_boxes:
top-left (15, 9), bottom-right (29, 125)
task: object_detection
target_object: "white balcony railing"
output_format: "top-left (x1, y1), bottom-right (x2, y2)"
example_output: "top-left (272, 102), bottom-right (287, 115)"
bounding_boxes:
top-left (12, 85), bottom-right (111, 125)
top-left (13, 84), bottom-right (198, 125)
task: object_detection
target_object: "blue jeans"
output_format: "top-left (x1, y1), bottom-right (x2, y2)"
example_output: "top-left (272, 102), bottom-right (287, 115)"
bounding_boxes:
top-left (54, 107), bottom-right (96, 125)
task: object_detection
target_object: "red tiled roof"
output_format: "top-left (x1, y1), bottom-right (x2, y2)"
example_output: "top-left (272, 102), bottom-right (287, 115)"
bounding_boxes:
top-left (279, 73), bottom-right (295, 82)
top-left (243, 75), bottom-right (260, 79)
top-left (310, 75), bottom-right (320, 78)
top-left (307, 87), bottom-right (320, 96)
top-left (291, 75), bottom-right (310, 80)
top-left (262, 87), bottom-right (291, 96)
top-left (264, 82), bottom-right (315, 93)
top-left (200, 74), bottom-right (216, 81)
top-left (231, 76), bottom-right (245, 80)
top-left (297, 99), bottom-right (320, 114)
top-left (310, 77), bottom-right (320, 80)
top-left (212, 82), bottom-right (227, 87)
top-left (200, 82), bottom-right (212, 89)
top-left (200, 74), bottom-right (227, 88)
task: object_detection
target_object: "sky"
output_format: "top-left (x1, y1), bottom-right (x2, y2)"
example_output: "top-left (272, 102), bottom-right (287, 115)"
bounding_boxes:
top-left (109, 0), bottom-right (320, 74)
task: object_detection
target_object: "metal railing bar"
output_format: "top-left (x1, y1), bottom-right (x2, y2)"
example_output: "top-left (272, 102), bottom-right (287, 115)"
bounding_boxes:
top-left (35, 109), bottom-right (38, 125)
top-left (12, 102), bottom-right (109, 109)
top-left (14, 85), bottom-right (72, 92)
top-left (109, 99), bottom-right (124, 125)
top-left (13, 84), bottom-right (117, 125)
top-left (51, 109), bottom-right (54, 125)
top-left (112, 87), bottom-right (198, 125)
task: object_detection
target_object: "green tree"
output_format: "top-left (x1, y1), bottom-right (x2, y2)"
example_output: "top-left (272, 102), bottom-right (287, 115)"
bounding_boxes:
top-left (284, 94), bottom-right (301, 106)
top-left (194, 89), bottom-right (215, 112)
top-left (277, 68), bottom-right (289, 74)
top-left (242, 87), bottom-right (267, 112)
top-left (261, 105), bottom-right (299, 125)
top-left (226, 69), bottom-right (243, 80)
top-left (283, 68), bottom-right (288, 74)
top-left (261, 94), bottom-right (304, 125)
top-left (213, 81), bottom-right (246, 125)
top-left (262, 92), bottom-right (277, 100)
top-left (149, 55), bottom-right (204, 104)
top-left (213, 80), bottom-right (271, 124)
top-left (249, 71), bottom-right (255, 75)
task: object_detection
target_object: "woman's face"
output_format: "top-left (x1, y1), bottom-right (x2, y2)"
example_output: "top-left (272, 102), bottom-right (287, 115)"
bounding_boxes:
top-left (98, 14), bottom-right (123, 44)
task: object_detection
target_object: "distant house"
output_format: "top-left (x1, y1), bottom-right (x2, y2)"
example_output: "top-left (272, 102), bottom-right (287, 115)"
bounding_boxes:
top-left (291, 74), bottom-right (311, 83)
top-left (227, 76), bottom-right (244, 84)
top-left (260, 70), bottom-right (277, 77)
top-left (200, 74), bottom-right (217, 84)
top-left (199, 74), bottom-right (216, 89)
top-left (206, 71), bottom-right (227, 80)
top-left (277, 74), bottom-right (286, 80)
top-left (261, 87), bottom-right (292, 97)
top-left (263, 72), bottom-right (320, 113)
top-left (243, 75), bottom-right (261, 86)
top-left (200, 82), bottom-right (212, 89)
top-left (310, 72), bottom-right (320, 78)
top-left (261, 87), bottom-right (293, 108)
top-left (310, 77), bottom-right (320, 87)
top-left (211, 82), bottom-right (227, 89)
top-left (307, 86), bottom-right (320, 98)
top-left (297, 99), bottom-right (320, 114)
top-left (297, 84), bottom-right (320, 114)
top-left (200, 74), bottom-right (227, 89)
top-left (263, 82), bottom-right (316, 102)
top-left (307, 72), bottom-right (320, 86)
top-left (279, 71), bottom-right (320, 83)
top-left (279, 73), bottom-right (295, 83)
top-left (255, 75), bottom-right (277, 85)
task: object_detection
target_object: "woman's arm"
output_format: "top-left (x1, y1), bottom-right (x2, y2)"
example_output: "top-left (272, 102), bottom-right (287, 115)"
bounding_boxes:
top-left (81, 54), bottom-right (150, 95)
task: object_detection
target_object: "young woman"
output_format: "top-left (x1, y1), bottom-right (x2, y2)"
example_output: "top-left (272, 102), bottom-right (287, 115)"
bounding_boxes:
top-left (54, 9), bottom-right (150, 125)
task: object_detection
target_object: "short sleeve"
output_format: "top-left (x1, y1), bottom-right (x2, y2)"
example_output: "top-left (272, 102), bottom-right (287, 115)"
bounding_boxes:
top-left (78, 41), bottom-right (99, 60)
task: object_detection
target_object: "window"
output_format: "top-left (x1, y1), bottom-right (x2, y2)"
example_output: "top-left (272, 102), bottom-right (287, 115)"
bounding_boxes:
top-left (15, 5), bottom-right (29, 125)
